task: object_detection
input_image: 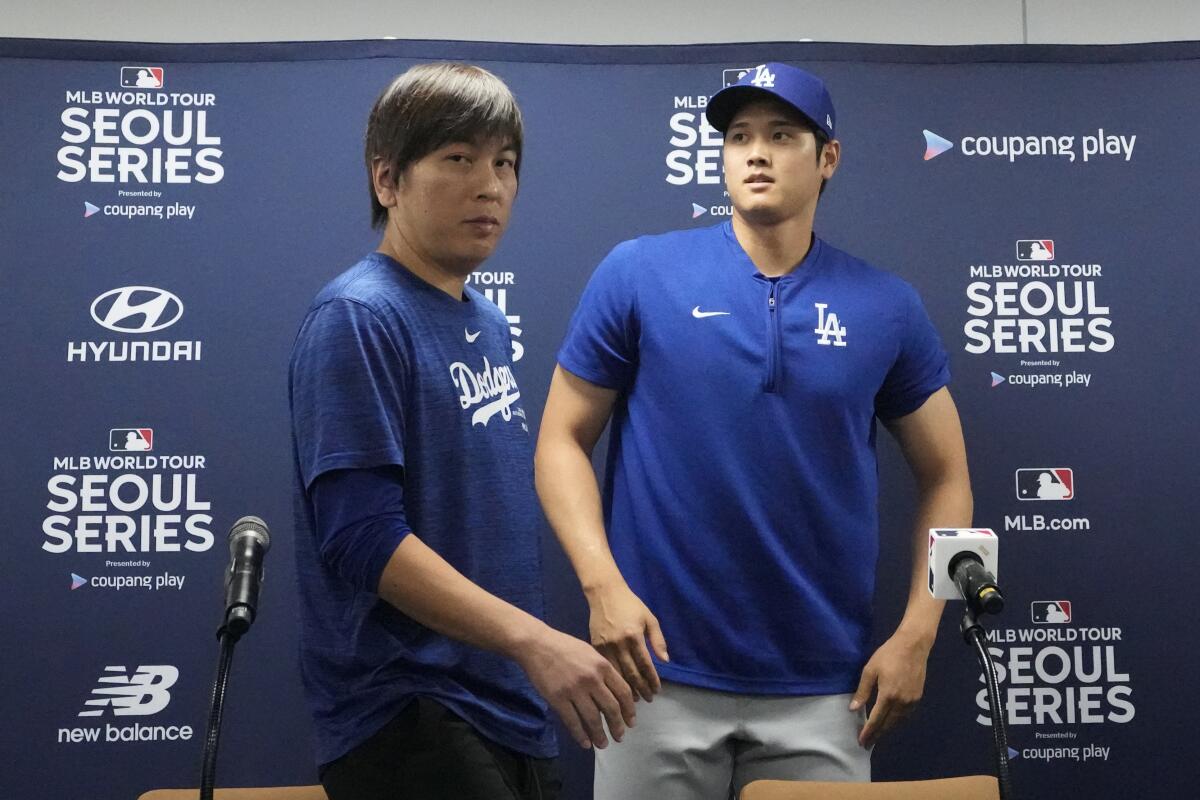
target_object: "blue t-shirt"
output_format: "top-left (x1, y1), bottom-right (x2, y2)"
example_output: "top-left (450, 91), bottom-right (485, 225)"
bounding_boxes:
top-left (289, 252), bottom-right (555, 766)
top-left (558, 222), bottom-right (950, 695)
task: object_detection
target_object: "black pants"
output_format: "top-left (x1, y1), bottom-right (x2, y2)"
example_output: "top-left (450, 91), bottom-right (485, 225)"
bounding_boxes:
top-left (320, 697), bottom-right (561, 800)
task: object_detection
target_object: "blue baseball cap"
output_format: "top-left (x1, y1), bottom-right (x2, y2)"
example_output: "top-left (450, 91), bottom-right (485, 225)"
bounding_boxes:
top-left (706, 62), bottom-right (836, 139)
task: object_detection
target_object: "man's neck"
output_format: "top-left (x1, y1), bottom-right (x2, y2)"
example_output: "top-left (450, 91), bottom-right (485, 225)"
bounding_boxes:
top-left (378, 226), bottom-right (471, 301)
top-left (731, 209), bottom-right (816, 278)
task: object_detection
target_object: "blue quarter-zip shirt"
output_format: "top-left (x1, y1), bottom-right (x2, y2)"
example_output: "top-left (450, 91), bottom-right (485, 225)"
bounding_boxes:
top-left (558, 221), bottom-right (950, 695)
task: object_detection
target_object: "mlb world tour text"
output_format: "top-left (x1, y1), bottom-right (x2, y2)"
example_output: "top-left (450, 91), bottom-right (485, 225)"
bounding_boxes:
top-left (964, 264), bottom-right (1113, 354)
top-left (57, 91), bottom-right (223, 184)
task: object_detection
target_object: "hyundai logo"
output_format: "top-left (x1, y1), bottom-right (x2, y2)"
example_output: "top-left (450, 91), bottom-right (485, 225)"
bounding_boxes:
top-left (90, 287), bottom-right (183, 334)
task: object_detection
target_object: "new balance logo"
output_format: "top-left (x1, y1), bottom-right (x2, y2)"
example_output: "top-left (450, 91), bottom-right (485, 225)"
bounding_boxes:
top-left (749, 64), bottom-right (776, 88)
top-left (78, 665), bottom-right (178, 717)
top-left (814, 303), bottom-right (847, 346)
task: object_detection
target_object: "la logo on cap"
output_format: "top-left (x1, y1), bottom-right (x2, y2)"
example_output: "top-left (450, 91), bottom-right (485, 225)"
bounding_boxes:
top-left (749, 64), bottom-right (776, 88)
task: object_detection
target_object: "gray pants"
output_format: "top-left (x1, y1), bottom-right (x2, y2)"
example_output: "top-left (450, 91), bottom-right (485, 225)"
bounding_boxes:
top-left (594, 680), bottom-right (870, 800)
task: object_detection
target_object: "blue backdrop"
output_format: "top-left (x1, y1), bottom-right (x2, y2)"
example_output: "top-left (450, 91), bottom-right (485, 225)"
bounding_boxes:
top-left (1, 37), bottom-right (1196, 800)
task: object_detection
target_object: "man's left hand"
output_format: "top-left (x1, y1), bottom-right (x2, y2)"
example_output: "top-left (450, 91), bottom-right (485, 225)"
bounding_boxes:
top-left (849, 630), bottom-right (932, 748)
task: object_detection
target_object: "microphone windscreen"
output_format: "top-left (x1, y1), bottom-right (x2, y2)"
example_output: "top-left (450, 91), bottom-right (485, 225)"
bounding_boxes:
top-left (228, 515), bottom-right (271, 550)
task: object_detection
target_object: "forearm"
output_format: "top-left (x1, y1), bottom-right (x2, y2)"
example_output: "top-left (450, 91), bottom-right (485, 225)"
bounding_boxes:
top-left (897, 475), bottom-right (974, 646)
top-left (377, 531), bottom-right (639, 750)
top-left (376, 534), bottom-right (545, 660)
top-left (534, 433), bottom-right (625, 599)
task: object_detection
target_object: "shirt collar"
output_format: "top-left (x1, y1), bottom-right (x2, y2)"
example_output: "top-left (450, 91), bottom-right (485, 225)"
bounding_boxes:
top-left (721, 220), bottom-right (825, 282)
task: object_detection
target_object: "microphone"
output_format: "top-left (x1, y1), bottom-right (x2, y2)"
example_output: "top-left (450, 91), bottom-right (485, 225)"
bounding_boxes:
top-left (927, 528), bottom-right (1004, 614)
top-left (949, 551), bottom-right (1004, 615)
top-left (933, 529), bottom-right (1015, 800)
top-left (223, 516), bottom-right (270, 636)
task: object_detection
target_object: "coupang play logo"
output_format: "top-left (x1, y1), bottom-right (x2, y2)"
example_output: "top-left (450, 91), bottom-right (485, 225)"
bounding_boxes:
top-left (923, 130), bottom-right (954, 160)
top-left (921, 128), bottom-right (1137, 164)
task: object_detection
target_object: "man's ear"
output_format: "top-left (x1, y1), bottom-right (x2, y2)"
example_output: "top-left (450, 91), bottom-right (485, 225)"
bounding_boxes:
top-left (372, 157), bottom-right (400, 210)
top-left (820, 139), bottom-right (841, 179)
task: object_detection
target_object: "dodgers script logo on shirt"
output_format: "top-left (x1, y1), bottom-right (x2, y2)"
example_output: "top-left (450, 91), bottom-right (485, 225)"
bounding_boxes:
top-left (448, 358), bottom-right (522, 427)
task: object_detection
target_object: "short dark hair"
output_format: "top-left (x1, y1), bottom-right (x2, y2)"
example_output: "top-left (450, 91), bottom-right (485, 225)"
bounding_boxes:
top-left (728, 95), bottom-right (831, 197)
top-left (808, 122), bottom-right (831, 197)
top-left (778, 102), bottom-right (832, 196)
top-left (365, 62), bottom-right (524, 230)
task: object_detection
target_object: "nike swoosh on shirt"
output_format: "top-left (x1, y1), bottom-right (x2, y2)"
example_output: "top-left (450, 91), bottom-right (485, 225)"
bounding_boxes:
top-left (692, 306), bottom-right (731, 318)
top-left (465, 329), bottom-right (482, 343)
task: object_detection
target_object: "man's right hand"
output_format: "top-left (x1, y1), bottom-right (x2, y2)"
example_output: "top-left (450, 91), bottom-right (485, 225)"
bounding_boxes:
top-left (587, 582), bottom-right (669, 702)
top-left (516, 625), bottom-right (637, 750)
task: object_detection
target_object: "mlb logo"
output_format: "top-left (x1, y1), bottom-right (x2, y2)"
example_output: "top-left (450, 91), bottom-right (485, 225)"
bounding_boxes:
top-left (110, 428), bottom-right (154, 452)
top-left (1015, 468), bottom-right (1074, 501)
top-left (121, 66), bottom-right (164, 89)
top-left (722, 68), bottom-right (753, 88)
top-left (1016, 240), bottom-right (1055, 261)
top-left (1031, 600), bottom-right (1072, 624)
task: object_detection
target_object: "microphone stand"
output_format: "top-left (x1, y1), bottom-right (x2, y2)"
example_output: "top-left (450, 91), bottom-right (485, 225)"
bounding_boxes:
top-left (199, 619), bottom-right (244, 800)
top-left (960, 605), bottom-right (1015, 800)
top-left (200, 516), bottom-right (268, 799)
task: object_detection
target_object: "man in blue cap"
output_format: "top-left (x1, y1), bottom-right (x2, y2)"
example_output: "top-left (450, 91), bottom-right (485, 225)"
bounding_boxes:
top-left (535, 62), bottom-right (973, 797)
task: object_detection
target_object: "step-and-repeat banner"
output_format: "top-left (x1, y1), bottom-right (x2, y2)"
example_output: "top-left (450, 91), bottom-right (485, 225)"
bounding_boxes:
top-left (1, 38), bottom-right (1196, 800)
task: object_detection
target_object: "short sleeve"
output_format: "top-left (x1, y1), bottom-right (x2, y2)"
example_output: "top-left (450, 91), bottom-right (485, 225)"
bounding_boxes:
top-left (875, 283), bottom-right (951, 420)
top-left (556, 241), bottom-right (641, 390)
top-left (290, 298), bottom-right (409, 489)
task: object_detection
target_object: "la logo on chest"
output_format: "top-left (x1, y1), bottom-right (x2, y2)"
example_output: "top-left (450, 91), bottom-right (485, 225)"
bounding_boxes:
top-left (814, 302), bottom-right (847, 347)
